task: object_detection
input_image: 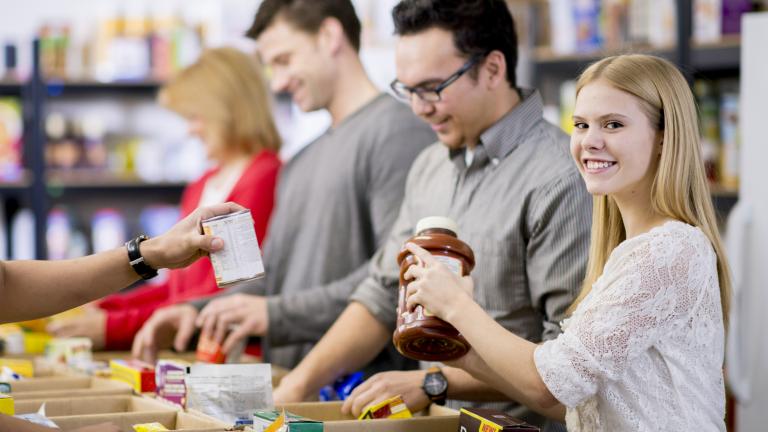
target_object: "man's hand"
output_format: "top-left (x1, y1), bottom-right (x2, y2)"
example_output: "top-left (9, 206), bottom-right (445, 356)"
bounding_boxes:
top-left (341, 370), bottom-right (430, 417)
top-left (141, 202), bottom-right (245, 270)
top-left (196, 294), bottom-right (268, 354)
top-left (47, 308), bottom-right (107, 350)
top-left (132, 304), bottom-right (198, 363)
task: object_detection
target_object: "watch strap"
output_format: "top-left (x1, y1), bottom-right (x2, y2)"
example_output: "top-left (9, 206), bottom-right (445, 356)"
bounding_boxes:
top-left (126, 235), bottom-right (159, 280)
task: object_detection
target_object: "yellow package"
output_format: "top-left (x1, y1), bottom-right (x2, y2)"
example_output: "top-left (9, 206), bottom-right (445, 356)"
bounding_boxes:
top-left (0, 359), bottom-right (34, 377)
top-left (264, 409), bottom-right (286, 432)
top-left (133, 422), bottom-right (169, 432)
top-left (17, 306), bottom-right (86, 334)
top-left (0, 393), bottom-right (14, 415)
top-left (23, 331), bottom-right (52, 354)
top-left (358, 394), bottom-right (412, 420)
top-left (16, 318), bottom-right (48, 333)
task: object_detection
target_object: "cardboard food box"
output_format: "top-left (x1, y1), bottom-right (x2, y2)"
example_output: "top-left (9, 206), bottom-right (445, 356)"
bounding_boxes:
top-left (459, 408), bottom-right (541, 431)
top-left (0, 393), bottom-right (13, 415)
top-left (15, 395), bottom-right (178, 416)
top-left (272, 401), bottom-right (459, 432)
top-left (91, 350), bottom-right (263, 364)
top-left (92, 351), bottom-right (203, 364)
top-left (156, 360), bottom-right (189, 407)
top-left (9, 376), bottom-right (132, 399)
top-left (111, 359), bottom-right (157, 393)
top-left (50, 410), bottom-right (230, 432)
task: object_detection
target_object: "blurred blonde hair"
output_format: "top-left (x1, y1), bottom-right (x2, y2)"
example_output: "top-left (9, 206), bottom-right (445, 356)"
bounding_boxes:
top-left (568, 54), bottom-right (731, 328)
top-left (160, 47), bottom-right (281, 155)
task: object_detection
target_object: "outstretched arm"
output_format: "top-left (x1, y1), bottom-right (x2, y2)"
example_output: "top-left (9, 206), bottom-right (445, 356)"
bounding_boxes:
top-left (0, 202), bottom-right (243, 324)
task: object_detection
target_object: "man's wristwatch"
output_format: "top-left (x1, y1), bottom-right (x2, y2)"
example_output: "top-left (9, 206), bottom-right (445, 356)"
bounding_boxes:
top-left (422, 366), bottom-right (448, 406)
top-left (126, 234), bottom-right (159, 280)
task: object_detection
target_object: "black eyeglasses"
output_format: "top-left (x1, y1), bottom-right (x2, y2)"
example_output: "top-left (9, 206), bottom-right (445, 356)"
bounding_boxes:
top-left (390, 55), bottom-right (485, 103)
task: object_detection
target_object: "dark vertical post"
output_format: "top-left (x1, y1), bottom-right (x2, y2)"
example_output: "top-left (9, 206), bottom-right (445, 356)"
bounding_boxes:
top-left (676, 0), bottom-right (694, 84)
top-left (27, 39), bottom-right (48, 259)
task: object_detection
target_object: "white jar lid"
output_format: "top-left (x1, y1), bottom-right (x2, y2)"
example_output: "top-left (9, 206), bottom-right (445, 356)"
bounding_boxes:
top-left (416, 216), bottom-right (459, 236)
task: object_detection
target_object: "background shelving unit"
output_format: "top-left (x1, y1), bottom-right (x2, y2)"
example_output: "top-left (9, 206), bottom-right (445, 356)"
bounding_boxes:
top-left (522, 0), bottom-right (743, 222)
top-left (1, 40), bottom-right (187, 260)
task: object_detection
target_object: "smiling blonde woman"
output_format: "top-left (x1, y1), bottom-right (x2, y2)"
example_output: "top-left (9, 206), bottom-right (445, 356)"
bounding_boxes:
top-left (403, 54), bottom-right (731, 431)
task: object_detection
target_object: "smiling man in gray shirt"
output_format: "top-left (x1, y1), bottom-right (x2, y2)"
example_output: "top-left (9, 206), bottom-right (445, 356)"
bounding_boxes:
top-left (132, 0), bottom-right (434, 372)
top-left (273, 1), bottom-right (590, 429)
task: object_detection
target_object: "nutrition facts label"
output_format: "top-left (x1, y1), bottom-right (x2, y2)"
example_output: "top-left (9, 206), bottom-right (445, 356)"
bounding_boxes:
top-left (202, 210), bottom-right (265, 286)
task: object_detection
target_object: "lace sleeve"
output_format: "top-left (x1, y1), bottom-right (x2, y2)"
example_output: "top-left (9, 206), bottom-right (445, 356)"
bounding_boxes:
top-left (533, 228), bottom-right (710, 407)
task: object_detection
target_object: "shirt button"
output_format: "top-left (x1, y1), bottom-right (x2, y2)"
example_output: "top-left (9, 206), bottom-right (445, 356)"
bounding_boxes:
top-left (491, 158), bottom-right (500, 166)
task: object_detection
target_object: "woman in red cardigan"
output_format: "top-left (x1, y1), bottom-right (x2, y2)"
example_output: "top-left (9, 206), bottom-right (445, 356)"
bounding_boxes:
top-left (48, 47), bottom-right (282, 350)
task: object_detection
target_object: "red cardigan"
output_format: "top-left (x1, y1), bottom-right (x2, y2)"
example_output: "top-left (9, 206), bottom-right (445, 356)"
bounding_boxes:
top-left (98, 150), bottom-right (281, 350)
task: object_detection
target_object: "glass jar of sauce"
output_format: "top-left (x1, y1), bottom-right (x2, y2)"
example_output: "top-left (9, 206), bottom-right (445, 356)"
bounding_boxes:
top-left (393, 216), bottom-right (475, 361)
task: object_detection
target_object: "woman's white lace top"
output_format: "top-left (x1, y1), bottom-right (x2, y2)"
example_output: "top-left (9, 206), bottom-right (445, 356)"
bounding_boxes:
top-left (534, 221), bottom-right (725, 431)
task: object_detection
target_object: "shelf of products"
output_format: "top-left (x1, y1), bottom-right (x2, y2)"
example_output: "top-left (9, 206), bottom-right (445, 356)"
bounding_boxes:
top-left (0, 40), bottom-right (193, 260)
top-left (0, 170), bottom-right (31, 191)
top-left (532, 36), bottom-right (740, 72)
top-left (709, 184), bottom-right (739, 199)
top-left (525, 0), bottom-right (756, 205)
top-left (44, 81), bottom-right (162, 97)
top-left (46, 170), bottom-right (186, 191)
top-left (0, 80), bottom-right (23, 94)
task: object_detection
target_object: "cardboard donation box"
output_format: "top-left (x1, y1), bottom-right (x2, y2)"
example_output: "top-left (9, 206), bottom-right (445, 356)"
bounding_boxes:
top-left (14, 395), bottom-right (178, 416)
top-left (50, 410), bottom-right (230, 432)
top-left (9, 376), bottom-right (132, 399)
top-left (92, 351), bottom-right (202, 364)
top-left (266, 401), bottom-right (459, 432)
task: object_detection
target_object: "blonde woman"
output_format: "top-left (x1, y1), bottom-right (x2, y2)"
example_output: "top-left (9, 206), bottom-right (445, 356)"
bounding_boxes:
top-left (403, 54), bottom-right (730, 431)
top-left (49, 48), bottom-right (282, 351)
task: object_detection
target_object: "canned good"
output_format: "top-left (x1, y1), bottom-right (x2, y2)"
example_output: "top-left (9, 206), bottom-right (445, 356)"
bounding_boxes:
top-left (201, 209), bottom-right (265, 286)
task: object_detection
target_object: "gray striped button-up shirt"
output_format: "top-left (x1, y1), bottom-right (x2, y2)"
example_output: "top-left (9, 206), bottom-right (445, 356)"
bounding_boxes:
top-left (350, 89), bottom-right (592, 422)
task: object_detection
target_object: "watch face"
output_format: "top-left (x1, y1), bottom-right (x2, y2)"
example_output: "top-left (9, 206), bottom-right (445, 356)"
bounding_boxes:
top-left (423, 373), bottom-right (448, 396)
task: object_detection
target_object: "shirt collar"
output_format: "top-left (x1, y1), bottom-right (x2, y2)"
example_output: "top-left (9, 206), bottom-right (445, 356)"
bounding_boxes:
top-left (449, 88), bottom-right (544, 169)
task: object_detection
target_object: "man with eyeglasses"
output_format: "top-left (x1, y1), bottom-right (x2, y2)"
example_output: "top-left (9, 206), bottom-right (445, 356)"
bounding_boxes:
top-left (274, 1), bottom-right (591, 429)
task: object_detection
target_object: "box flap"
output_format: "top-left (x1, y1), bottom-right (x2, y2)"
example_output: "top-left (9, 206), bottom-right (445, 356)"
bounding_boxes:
top-left (276, 401), bottom-right (460, 432)
top-left (11, 377), bottom-right (132, 400)
top-left (51, 411), bottom-right (229, 431)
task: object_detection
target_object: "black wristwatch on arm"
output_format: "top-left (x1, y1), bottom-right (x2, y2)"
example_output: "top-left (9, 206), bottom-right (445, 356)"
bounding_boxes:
top-left (125, 234), bottom-right (158, 280)
top-left (422, 366), bottom-right (448, 406)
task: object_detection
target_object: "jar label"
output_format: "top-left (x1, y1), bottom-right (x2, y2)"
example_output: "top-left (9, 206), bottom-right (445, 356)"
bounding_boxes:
top-left (434, 255), bottom-right (462, 275)
top-left (423, 255), bottom-right (463, 317)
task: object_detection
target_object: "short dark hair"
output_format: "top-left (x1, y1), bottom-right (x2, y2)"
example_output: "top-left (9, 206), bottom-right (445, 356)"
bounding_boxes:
top-left (392, 0), bottom-right (518, 88)
top-left (246, 0), bottom-right (362, 52)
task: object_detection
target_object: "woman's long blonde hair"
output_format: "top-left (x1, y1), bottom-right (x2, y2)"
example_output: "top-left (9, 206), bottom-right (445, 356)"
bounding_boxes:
top-left (160, 47), bottom-right (281, 155)
top-left (568, 54), bottom-right (731, 328)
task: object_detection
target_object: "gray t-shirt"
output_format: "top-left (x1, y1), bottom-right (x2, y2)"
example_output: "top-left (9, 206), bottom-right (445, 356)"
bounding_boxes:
top-left (192, 93), bottom-right (435, 369)
top-left (349, 89), bottom-right (591, 423)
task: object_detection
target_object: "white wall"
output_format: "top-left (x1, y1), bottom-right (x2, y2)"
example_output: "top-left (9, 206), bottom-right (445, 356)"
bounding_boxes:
top-left (728, 11), bottom-right (768, 432)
